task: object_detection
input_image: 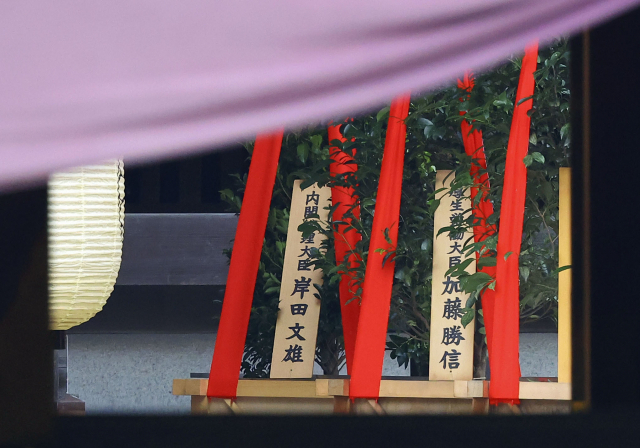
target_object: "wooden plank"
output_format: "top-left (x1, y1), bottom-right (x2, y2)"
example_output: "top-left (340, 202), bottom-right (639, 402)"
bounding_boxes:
top-left (56, 394), bottom-right (86, 416)
top-left (270, 182), bottom-right (330, 378)
top-left (379, 380), bottom-right (456, 398)
top-left (237, 379), bottom-right (319, 398)
top-left (201, 397), bottom-right (234, 415)
top-left (429, 170), bottom-right (475, 380)
top-left (184, 378), bottom-right (208, 396)
top-left (188, 393), bottom-right (573, 415)
top-left (315, 378), bottom-right (329, 396)
top-left (558, 167), bottom-right (572, 384)
top-left (172, 379), bottom-right (186, 396)
top-left (467, 380), bottom-right (485, 398)
top-left (333, 396), bottom-right (351, 413)
top-left (175, 378), bottom-right (320, 398)
top-left (472, 398), bottom-right (489, 414)
top-left (329, 379), bottom-right (349, 396)
top-left (453, 380), bottom-right (468, 398)
top-left (191, 396), bottom-right (235, 415)
top-left (519, 382), bottom-right (571, 400)
top-left (230, 397), bottom-right (335, 415)
top-left (116, 213), bottom-right (238, 285)
top-left (190, 396), bottom-right (206, 414)
top-left (351, 399), bottom-right (383, 415)
top-left (175, 378), bottom-right (571, 400)
top-left (315, 378), bottom-right (349, 396)
top-left (315, 378), bottom-right (351, 397)
top-left (191, 395), bottom-right (335, 415)
top-left (378, 398), bottom-right (474, 415)
top-left (188, 395), bottom-right (572, 415)
top-left (516, 400), bottom-right (572, 414)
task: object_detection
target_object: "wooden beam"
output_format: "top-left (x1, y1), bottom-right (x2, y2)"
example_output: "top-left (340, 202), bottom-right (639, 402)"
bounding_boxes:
top-left (191, 396), bottom-right (336, 415)
top-left (237, 379), bottom-right (319, 398)
top-left (377, 398), bottom-right (475, 415)
top-left (379, 380), bottom-right (455, 398)
top-left (174, 378), bottom-right (571, 401)
top-left (467, 380), bottom-right (485, 398)
top-left (519, 382), bottom-right (571, 400)
top-left (172, 379), bottom-right (186, 395)
top-left (116, 213), bottom-right (237, 285)
top-left (185, 378), bottom-right (208, 396)
top-left (176, 378), bottom-right (322, 398)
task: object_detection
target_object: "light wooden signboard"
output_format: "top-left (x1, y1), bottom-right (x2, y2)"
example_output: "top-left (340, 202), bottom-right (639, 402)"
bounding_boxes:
top-left (429, 170), bottom-right (476, 381)
top-left (558, 167), bottom-right (572, 385)
top-left (270, 180), bottom-right (331, 378)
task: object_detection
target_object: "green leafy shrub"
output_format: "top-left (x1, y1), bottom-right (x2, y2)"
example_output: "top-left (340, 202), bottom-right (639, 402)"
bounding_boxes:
top-left (219, 40), bottom-right (570, 377)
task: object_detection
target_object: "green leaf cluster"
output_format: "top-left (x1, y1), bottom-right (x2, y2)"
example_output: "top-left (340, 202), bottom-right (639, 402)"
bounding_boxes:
top-left (219, 39), bottom-right (570, 377)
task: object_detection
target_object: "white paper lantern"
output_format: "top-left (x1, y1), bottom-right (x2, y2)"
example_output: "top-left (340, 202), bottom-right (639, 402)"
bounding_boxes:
top-left (48, 161), bottom-right (125, 330)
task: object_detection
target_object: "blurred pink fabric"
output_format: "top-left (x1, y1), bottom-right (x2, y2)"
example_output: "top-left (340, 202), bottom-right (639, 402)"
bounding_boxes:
top-left (0, 0), bottom-right (638, 190)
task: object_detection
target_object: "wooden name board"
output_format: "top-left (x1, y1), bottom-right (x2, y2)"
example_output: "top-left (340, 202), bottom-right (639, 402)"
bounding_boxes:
top-left (429, 170), bottom-right (476, 380)
top-left (270, 180), bottom-right (331, 378)
top-left (558, 167), bottom-right (572, 384)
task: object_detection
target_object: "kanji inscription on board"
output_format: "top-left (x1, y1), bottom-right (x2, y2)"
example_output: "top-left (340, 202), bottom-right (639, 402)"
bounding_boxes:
top-left (429, 170), bottom-right (476, 380)
top-left (270, 180), bottom-right (331, 378)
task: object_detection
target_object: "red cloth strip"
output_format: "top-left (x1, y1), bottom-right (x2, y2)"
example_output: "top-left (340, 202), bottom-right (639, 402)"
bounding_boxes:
top-left (207, 131), bottom-right (284, 398)
top-left (457, 74), bottom-right (498, 365)
top-left (349, 95), bottom-right (410, 400)
top-left (490, 43), bottom-right (538, 405)
top-left (460, 120), bottom-right (497, 356)
top-left (328, 123), bottom-right (362, 374)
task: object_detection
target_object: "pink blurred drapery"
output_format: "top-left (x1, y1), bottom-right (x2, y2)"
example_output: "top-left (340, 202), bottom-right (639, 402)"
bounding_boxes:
top-left (0, 0), bottom-right (638, 191)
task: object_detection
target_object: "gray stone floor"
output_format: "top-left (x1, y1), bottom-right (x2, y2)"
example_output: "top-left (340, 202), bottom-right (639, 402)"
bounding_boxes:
top-left (519, 333), bottom-right (558, 377)
top-left (67, 333), bottom-right (408, 414)
top-left (67, 332), bottom-right (556, 414)
top-left (68, 333), bottom-right (217, 414)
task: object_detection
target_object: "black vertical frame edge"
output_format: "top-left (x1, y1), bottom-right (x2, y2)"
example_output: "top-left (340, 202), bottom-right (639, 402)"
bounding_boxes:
top-left (0, 186), bottom-right (51, 445)
top-left (568, 32), bottom-right (591, 408)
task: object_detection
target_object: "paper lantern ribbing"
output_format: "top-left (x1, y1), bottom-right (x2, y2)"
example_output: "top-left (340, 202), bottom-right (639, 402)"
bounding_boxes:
top-left (48, 161), bottom-right (125, 330)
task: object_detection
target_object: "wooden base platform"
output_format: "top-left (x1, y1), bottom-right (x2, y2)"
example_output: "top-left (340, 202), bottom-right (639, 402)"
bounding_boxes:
top-left (173, 378), bottom-right (572, 415)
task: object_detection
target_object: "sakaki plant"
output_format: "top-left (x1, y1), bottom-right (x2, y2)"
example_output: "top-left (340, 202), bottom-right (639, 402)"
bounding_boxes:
top-left (219, 40), bottom-right (570, 377)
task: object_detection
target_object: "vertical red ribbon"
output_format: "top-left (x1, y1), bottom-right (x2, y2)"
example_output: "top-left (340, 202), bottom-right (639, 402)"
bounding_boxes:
top-left (350, 95), bottom-right (411, 400)
top-left (328, 123), bottom-right (361, 374)
top-left (207, 131), bottom-right (284, 398)
top-left (457, 74), bottom-right (498, 367)
top-left (491, 43), bottom-right (538, 405)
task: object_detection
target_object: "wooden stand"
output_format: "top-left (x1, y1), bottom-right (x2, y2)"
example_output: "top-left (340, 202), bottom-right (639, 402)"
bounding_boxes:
top-left (173, 378), bottom-right (571, 415)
